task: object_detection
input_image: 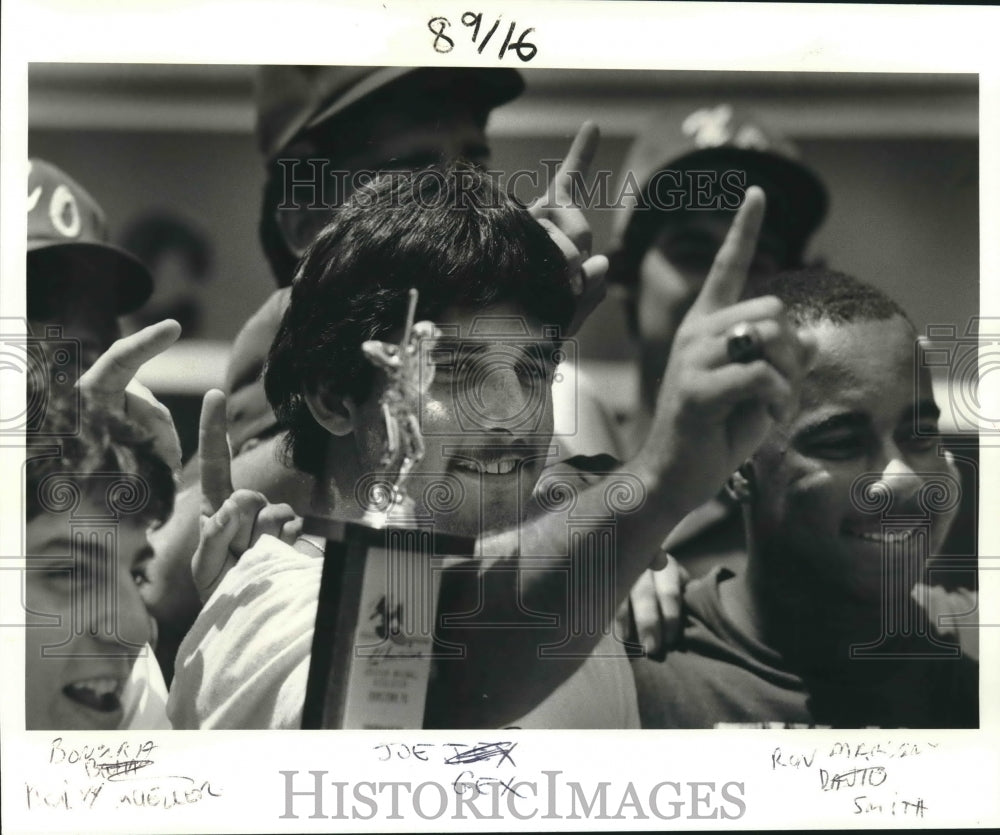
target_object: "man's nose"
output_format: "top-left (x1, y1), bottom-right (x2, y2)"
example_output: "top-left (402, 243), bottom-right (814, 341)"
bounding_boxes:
top-left (870, 453), bottom-right (924, 514)
top-left (93, 579), bottom-right (152, 654)
top-left (469, 363), bottom-right (537, 430)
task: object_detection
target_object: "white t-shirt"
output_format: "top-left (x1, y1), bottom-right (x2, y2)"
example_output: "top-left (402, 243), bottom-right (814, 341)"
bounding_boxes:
top-left (121, 644), bottom-right (171, 730)
top-left (168, 535), bottom-right (638, 730)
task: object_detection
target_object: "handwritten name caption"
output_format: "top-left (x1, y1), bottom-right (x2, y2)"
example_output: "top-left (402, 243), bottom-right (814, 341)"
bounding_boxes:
top-left (24, 737), bottom-right (221, 813)
top-left (770, 740), bottom-right (939, 819)
top-left (374, 740), bottom-right (522, 797)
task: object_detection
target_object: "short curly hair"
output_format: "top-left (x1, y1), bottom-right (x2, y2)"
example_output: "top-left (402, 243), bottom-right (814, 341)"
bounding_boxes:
top-left (25, 381), bottom-right (175, 526)
top-left (755, 267), bottom-right (912, 328)
top-left (264, 162), bottom-right (574, 477)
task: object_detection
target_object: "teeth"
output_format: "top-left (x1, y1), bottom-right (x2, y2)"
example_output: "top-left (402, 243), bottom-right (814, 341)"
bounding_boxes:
top-left (70, 677), bottom-right (120, 697)
top-left (455, 458), bottom-right (518, 475)
top-left (485, 459), bottom-right (517, 475)
top-left (851, 530), bottom-right (916, 543)
top-left (64, 677), bottom-right (123, 713)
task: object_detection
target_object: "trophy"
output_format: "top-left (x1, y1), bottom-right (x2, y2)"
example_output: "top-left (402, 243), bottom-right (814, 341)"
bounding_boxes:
top-left (301, 289), bottom-right (475, 729)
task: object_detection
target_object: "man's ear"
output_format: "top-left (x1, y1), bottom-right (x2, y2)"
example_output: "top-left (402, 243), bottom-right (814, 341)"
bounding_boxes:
top-left (304, 383), bottom-right (356, 437)
top-left (725, 460), bottom-right (756, 504)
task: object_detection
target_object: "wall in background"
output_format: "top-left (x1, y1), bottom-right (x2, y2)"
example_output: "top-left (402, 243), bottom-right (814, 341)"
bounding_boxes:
top-left (28, 66), bottom-right (979, 368)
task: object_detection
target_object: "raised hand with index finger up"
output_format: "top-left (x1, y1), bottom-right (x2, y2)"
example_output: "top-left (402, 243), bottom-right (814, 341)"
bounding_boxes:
top-left (637, 185), bottom-right (818, 508)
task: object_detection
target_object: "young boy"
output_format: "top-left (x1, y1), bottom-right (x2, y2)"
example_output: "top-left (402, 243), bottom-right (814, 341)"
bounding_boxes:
top-left (25, 385), bottom-right (176, 730)
top-left (632, 268), bottom-right (978, 728)
top-left (168, 164), bottom-right (813, 729)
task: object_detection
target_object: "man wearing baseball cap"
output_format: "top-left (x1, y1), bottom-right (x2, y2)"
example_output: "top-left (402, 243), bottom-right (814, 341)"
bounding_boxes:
top-left (27, 158), bottom-right (153, 368)
top-left (607, 104), bottom-right (829, 652)
top-left (611, 103), bottom-right (827, 445)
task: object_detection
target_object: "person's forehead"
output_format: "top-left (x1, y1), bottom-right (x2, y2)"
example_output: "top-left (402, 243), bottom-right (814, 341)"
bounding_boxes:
top-left (653, 213), bottom-right (787, 250)
top-left (798, 316), bottom-right (925, 414)
top-left (437, 302), bottom-right (547, 338)
top-left (26, 498), bottom-right (151, 550)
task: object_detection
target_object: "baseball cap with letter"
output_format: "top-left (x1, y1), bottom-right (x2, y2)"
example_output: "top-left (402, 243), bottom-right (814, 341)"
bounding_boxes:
top-left (27, 158), bottom-right (153, 316)
top-left (610, 103), bottom-right (828, 288)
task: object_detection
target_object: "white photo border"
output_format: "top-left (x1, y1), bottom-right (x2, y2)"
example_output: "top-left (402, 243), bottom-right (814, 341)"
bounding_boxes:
top-left (2, 1), bottom-right (998, 831)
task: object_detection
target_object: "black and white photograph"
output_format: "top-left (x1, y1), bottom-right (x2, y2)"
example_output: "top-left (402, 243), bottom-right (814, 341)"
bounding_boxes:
top-left (2, 1), bottom-right (998, 831)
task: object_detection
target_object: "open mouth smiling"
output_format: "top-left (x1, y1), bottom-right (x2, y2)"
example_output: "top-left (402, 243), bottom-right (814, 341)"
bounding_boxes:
top-left (63, 676), bottom-right (125, 714)
top-left (840, 525), bottom-right (922, 544)
top-left (449, 449), bottom-right (526, 477)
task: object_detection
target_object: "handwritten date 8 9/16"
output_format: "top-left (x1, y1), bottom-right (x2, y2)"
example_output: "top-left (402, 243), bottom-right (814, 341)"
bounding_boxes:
top-left (428, 14), bottom-right (537, 61)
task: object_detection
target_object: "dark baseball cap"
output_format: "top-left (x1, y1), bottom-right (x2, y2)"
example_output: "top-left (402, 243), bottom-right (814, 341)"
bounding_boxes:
top-left (27, 158), bottom-right (153, 315)
top-left (610, 103), bottom-right (828, 288)
top-left (255, 65), bottom-right (524, 162)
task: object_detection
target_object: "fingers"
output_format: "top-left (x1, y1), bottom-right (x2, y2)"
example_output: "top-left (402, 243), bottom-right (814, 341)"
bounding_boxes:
top-left (688, 360), bottom-right (796, 425)
top-left (193, 491), bottom-right (265, 603)
top-left (651, 557), bottom-right (684, 649)
top-left (679, 295), bottom-right (816, 393)
top-left (251, 502), bottom-right (301, 546)
top-left (78, 319), bottom-right (182, 403)
top-left (629, 556), bottom-right (686, 658)
top-left (552, 120), bottom-right (600, 199)
top-left (530, 121), bottom-right (600, 255)
top-left (579, 254), bottom-right (609, 311)
top-left (536, 218), bottom-right (597, 293)
top-left (614, 597), bottom-right (634, 645)
top-left (630, 569), bottom-right (662, 656)
top-left (535, 218), bottom-right (582, 281)
top-left (711, 315), bottom-right (812, 384)
top-left (124, 383), bottom-right (183, 475)
top-left (564, 255), bottom-right (609, 336)
top-left (689, 186), bottom-right (766, 317)
top-left (199, 389), bottom-right (233, 516)
top-left (536, 205), bottom-right (592, 260)
top-left (221, 489), bottom-right (269, 552)
top-left (194, 489), bottom-right (300, 603)
top-left (410, 320), bottom-right (438, 341)
top-left (194, 507), bottom-right (240, 601)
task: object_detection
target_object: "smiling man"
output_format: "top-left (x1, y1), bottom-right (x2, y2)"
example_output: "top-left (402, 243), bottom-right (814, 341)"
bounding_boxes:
top-left (25, 387), bottom-right (175, 730)
top-left (140, 68), bottom-right (613, 684)
top-left (167, 165), bottom-right (814, 729)
top-left (632, 268), bottom-right (978, 729)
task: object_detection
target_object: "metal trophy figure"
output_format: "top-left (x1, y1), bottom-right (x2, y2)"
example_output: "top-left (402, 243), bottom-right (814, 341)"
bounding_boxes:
top-left (358, 288), bottom-right (436, 522)
top-left (302, 288), bottom-right (472, 729)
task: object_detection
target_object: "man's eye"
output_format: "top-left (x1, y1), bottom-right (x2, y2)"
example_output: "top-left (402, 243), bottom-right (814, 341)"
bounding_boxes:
top-left (131, 564), bottom-right (150, 588)
top-left (516, 359), bottom-right (550, 383)
top-left (664, 244), bottom-right (715, 272)
top-left (899, 425), bottom-right (940, 452)
top-left (799, 433), bottom-right (867, 460)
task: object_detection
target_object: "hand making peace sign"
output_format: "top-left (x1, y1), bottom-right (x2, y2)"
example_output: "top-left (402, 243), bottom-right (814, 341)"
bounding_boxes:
top-left (191, 389), bottom-right (302, 603)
